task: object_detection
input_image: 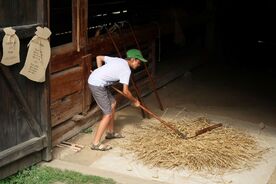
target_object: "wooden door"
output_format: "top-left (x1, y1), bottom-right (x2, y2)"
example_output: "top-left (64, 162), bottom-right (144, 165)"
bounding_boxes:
top-left (0, 0), bottom-right (51, 179)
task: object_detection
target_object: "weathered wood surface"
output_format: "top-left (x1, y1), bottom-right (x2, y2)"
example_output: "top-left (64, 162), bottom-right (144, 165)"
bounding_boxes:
top-left (0, 65), bottom-right (42, 137)
top-left (0, 38), bottom-right (51, 179)
top-left (0, 38), bottom-right (50, 149)
top-left (0, 0), bottom-right (51, 178)
top-left (50, 66), bottom-right (83, 102)
top-left (0, 0), bottom-right (39, 27)
top-left (0, 151), bottom-right (42, 179)
top-left (0, 24), bottom-right (39, 40)
top-left (0, 136), bottom-right (46, 168)
top-left (51, 91), bottom-right (83, 127)
top-left (51, 105), bottom-right (102, 146)
top-left (51, 47), bottom-right (83, 74)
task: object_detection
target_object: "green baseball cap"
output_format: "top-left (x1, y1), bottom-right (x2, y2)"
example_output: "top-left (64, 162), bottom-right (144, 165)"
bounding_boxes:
top-left (126, 49), bottom-right (147, 62)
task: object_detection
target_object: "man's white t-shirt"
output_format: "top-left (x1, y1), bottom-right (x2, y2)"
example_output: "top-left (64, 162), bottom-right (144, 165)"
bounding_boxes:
top-left (88, 56), bottom-right (131, 87)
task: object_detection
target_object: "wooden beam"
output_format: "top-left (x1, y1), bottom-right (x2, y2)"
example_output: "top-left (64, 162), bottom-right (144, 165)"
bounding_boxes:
top-left (0, 24), bottom-right (39, 39)
top-left (51, 106), bottom-right (101, 146)
top-left (79, 0), bottom-right (88, 50)
top-left (86, 24), bottom-right (158, 56)
top-left (0, 136), bottom-right (46, 168)
top-left (40, 68), bottom-right (52, 161)
top-left (0, 151), bottom-right (42, 179)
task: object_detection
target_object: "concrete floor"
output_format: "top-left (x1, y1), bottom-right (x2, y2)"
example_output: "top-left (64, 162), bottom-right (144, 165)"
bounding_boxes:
top-left (42, 50), bottom-right (276, 184)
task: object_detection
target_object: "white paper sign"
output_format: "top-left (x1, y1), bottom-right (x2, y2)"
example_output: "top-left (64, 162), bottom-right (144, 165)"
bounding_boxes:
top-left (1, 27), bottom-right (20, 66)
top-left (20, 26), bottom-right (51, 82)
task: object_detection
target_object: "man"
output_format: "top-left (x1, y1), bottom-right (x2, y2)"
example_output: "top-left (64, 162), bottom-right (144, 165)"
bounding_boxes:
top-left (88, 49), bottom-right (147, 151)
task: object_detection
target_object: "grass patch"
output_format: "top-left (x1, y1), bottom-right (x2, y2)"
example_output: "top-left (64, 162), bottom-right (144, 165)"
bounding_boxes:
top-left (0, 165), bottom-right (116, 184)
top-left (82, 127), bottom-right (93, 134)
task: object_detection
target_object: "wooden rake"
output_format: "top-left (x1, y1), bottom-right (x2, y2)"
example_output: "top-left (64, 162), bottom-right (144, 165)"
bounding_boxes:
top-left (113, 86), bottom-right (223, 139)
top-left (112, 86), bottom-right (187, 138)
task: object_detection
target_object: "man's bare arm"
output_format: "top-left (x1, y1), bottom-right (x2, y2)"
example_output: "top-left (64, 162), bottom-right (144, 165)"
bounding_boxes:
top-left (123, 84), bottom-right (140, 107)
top-left (96, 56), bottom-right (105, 68)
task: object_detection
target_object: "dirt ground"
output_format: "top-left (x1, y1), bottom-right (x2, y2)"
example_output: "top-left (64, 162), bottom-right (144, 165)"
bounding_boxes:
top-left (44, 51), bottom-right (276, 184)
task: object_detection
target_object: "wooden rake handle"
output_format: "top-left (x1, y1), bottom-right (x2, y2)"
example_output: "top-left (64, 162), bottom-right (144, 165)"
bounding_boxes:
top-left (112, 86), bottom-right (186, 138)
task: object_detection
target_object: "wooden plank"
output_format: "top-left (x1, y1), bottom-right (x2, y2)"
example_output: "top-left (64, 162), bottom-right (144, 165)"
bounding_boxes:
top-left (57, 141), bottom-right (84, 152)
top-left (0, 68), bottom-right (18, 151)
top-left (52, 120), bottom-right (76, 146)
top-left (50, 66), bottom-right (83, 102)
top-left (37, 0), bottom-right (46, 25)
top-left (51, 91), bottom-right (83, 127)
top-left (79, 0), bottom-right (88, 49)
top-left (72, 0), bottom-right (77, 47)
top-left (0, 24), bottom-right (40, 40)
top-left (40, 67), bottom-right (52, 161)
top-left (76, 0), bottom-right (80, 52)
top-left (82, 54), bottom-right (92, 113)
top-left (0, 0), bottom-right (39, 29)
top-left (51, 46), bottom-right (83, 73)
top-left (51, 105), bottom-right (101, 146)
top-left (0, 151), bottom-right (42, 179)
top-left (0, 136), bottom-right (46, 168)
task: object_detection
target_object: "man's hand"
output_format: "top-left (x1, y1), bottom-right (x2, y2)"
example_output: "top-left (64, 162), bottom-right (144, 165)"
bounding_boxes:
top-left (132, 99), bottom-right (140, 107)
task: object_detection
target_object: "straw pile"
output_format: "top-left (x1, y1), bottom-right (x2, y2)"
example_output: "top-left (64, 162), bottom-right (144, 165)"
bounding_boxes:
top-left (119, 117), bottom-right (269, 172)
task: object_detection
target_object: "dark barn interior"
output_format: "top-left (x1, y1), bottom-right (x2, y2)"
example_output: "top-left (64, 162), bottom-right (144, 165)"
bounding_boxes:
top-left (1, 0), bottom-right (276, 181)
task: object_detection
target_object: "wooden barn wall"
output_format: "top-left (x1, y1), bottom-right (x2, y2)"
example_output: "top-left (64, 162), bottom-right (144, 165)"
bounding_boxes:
top-left (0, 0), bottom-right (51, 179)
top-left (50, 28), bottom-right (158, 145)
top-left (49, 0), bottom-right (159, 145)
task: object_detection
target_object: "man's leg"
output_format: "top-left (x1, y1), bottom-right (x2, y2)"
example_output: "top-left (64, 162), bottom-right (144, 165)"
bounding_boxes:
top-left (89, 85), bottom-right (113, 146)
top-left (105, 100), bottom-right (124, 139)
top-left (107, 101), bottom-right (116, 133)
top-left (93, 114), bottom-right (112, 145)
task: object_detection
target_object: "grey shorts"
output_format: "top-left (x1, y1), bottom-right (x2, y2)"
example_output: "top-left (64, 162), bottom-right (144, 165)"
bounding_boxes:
top-left (89, 85), bottom-right (115, 115)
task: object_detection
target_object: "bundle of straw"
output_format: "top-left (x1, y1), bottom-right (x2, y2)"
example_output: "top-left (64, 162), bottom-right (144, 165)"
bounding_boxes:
top-left (119, 117), bottom-right (269, 172)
